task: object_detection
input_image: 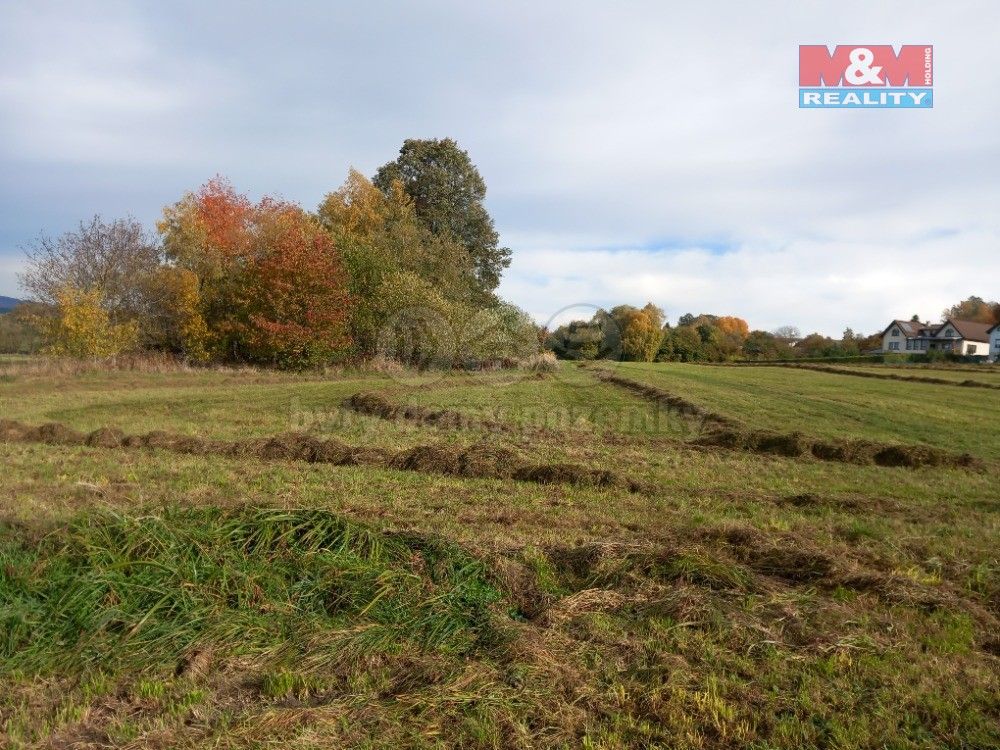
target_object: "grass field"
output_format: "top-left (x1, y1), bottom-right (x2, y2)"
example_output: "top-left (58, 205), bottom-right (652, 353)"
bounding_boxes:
top-left (1, 359), bottom-right (998, 748)
top-left (613, 362), bottom-right (1000, 460)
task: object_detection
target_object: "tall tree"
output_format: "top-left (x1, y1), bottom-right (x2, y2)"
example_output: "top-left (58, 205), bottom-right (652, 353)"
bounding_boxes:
top-left (318, 169), bottom-right (475, 355)
top-left (374, 139), bottom-right (511, 295)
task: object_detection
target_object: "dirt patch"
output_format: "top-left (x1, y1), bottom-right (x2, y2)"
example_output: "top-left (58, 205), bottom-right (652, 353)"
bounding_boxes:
top-left (745, 547), bottom-right (835, 583)
top-left (781, 492), bottom-right (901, 513)
top-left (390, 444), bottom-right (463, 474)
top-left (457, 443), bottom-right (521, 479)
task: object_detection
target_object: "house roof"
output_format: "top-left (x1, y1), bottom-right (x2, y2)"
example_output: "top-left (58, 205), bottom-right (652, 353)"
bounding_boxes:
top-left (939, 318), bottom-right (991, 343)
top-left (880, 319), bottom-right (924, 337)
top-left (988, 322), bottom-right (1000, 335)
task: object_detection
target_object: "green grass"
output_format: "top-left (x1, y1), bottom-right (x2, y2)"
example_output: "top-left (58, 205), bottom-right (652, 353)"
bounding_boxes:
top-left (1, 360), bottom-right (998, 748)
top-left (613, 361), bottom-right (1000, 459)
top-left (827, 362), bottom-right (1000, 384)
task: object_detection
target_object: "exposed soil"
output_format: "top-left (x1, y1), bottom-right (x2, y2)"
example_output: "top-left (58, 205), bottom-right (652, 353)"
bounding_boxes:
top-left (0, 418), bottom-right (645, 493)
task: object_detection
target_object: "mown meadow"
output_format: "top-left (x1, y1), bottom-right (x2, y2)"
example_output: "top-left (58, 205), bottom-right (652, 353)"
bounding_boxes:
top-left (1, 358), bottom-right (997, 749)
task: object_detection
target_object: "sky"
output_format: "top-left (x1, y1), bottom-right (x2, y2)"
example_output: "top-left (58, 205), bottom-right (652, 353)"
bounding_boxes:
top-left (1, 1), bottom-right (998, 336)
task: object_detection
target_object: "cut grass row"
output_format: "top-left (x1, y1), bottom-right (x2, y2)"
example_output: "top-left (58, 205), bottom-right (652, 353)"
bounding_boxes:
top-left (713, 361), bottom-right (1000, 389)
top-left (610, 361), bottom-right (1000, 460)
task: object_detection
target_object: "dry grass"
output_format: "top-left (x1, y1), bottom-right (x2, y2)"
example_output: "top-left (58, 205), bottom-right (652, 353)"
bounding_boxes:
top-left (0, 360), bottom-right (998, 749)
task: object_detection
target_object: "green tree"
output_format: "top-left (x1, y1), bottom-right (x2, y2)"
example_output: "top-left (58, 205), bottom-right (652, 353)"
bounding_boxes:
top-left (671, 326), bottom-right (704, 361)
top-left (374, 139), bottom-right (510, 295)
top-left (317, 170), bottom-right (476, 356)
top-left (841, 327), bottom-right (860, 355)
top-left (654, 324), bottom-right (674, 361)
top-left (742, 330), bottom-right (784, 360)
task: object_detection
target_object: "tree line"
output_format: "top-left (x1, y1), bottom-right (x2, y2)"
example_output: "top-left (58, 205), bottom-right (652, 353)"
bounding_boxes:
top-left (6, 138), bottom-right (998, 369)
top-left (545, 296), bottom-right (1000, 363)
top-left (11, 138), bottom-right (541, 369)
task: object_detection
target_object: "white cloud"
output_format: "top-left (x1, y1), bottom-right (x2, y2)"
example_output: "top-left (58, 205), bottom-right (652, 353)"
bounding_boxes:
top-left (500, 227), bottom-right (1000, 336)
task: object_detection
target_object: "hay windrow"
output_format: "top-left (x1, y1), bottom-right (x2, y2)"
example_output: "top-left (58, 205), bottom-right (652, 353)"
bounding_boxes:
top-left (588, 370), bottom-right (737, 430)
top-left (0, 419), bottom-right (644, 493)
top-left (714, 361), bottom-right (1000, 390)
top-left (589, 371), bottom-right (982, 470)
top-left (343, 391), bottom-right (514, 433)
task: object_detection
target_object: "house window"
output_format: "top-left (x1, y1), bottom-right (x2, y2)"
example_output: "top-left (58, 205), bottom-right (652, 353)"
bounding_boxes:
top-left (892, 328), bottom-right (900, 336)
top-left (968, 345), bottom-right (977, 354)
top-left (905, 340), bottom-right (913, 350)
top-left (944, 328), bottom-right (954, 337)
top-left (889, 342), bottom-right (900, 350)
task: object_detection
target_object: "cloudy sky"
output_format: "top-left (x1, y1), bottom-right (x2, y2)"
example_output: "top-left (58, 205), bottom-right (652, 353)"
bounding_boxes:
top-left (1, 1), bottom-right (997, 335)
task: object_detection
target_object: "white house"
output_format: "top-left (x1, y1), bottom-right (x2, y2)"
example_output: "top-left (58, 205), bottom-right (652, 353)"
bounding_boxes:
top-left (989, 322), bottom-right (1000, 362)
top-left (881, 318), bottom-right (992, 356)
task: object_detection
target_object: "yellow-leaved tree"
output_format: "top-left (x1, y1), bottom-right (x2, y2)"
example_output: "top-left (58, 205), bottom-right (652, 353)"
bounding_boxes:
top-left (41, 286), bottom-right (139, 358)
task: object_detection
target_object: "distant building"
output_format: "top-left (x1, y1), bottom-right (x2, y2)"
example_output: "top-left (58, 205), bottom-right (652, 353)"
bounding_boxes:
top-left (989, 322), bottom-right (1000, 362)
top-left (880, 318), bottom-right (992, 357)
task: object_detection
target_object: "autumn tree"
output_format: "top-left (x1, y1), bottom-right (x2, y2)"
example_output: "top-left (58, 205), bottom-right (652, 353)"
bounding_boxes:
top-left (19, 216), bottom-right (162, 322)
top-left (317, 170), bottom-right (474, 357)
top-left (546, 319), bottom-right (604, 360)
top-left (374, 139), bottom-right (510, 295)
top-left (38, 286), bottom-right (139, 358)
top-left (159, 178), bottom-right (352, 368)
top-left (942, 296), bottom-right (1000, 325)
top-left (717, 316), bottom-right (749, 339)
top-left (139, 267), bottom-right (211, 361)
top-left (619, 304), bottom-right (665, 362)
top-left (669, 326), bottom-right (704, 361)
top-left (795, 333), bottom-right (838, 358)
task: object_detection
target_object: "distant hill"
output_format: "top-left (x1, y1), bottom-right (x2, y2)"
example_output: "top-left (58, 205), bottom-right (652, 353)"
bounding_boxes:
top-left (0, 296), bottom-right (23, 314)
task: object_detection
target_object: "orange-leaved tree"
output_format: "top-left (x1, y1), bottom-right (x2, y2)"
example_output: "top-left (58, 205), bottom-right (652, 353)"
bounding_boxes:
top-left (159, 178), bottom-right (352, 368)
top-left (716, 316), bottom-right (750, 340)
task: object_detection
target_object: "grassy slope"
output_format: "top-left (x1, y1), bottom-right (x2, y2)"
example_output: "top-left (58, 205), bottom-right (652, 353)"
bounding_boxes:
top-left (613, 362), bottom-right (1000, 460)
top-left (1, 361), bottom-right (998, 749)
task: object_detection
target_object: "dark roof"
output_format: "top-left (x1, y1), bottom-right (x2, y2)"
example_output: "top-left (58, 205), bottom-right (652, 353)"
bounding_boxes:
top-left (880, 319), bottom-right (924, 337)
top-left (939, 318), bottom-right (991, 343)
